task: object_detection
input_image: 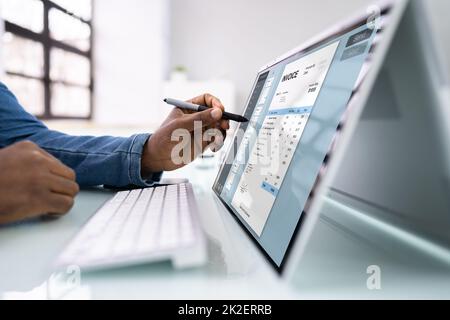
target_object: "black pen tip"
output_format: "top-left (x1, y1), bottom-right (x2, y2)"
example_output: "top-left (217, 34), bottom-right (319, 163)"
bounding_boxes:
top-left (163, 98), bottom-right (167, 103)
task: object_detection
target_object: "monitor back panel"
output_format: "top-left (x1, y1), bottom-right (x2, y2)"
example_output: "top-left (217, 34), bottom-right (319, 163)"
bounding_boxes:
top-left (330, 0), bottom-right (450, 246)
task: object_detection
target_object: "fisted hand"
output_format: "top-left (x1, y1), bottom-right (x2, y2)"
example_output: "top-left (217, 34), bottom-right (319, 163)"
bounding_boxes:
top-left (0, 141), bottom-right (79, 225)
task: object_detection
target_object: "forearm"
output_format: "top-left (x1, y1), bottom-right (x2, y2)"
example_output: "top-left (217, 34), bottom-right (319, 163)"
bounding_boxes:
top-left (28, 130), bottom-right (158, 187)
top-left (0, 82), bottom-right (161, 187)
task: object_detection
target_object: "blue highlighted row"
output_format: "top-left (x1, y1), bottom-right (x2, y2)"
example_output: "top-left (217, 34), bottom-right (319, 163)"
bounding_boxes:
top-left (267, 107), bottom-right (313, 116)
top-left (261, 181), bottom-right (279, 196)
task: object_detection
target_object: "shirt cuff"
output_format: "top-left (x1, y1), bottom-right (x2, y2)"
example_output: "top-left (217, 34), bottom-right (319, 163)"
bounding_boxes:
top-left (129, 133), bottom-right (163, 187)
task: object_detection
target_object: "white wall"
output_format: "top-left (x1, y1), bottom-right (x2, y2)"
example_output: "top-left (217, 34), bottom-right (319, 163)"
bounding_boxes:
top-left (170, 0), bottom-right (450, 112)
top-left (94, 0), bottom-right (170, 126)
top-left (1, 0), bottom-right (449, 125)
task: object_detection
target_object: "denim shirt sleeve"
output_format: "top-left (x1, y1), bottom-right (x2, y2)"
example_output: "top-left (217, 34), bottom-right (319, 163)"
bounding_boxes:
top-left (0, 82), bottom-right (162, 188)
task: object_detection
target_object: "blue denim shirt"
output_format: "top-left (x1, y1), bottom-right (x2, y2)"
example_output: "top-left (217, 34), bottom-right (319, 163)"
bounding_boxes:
top-left (0, 82), bottom-right (161, 187)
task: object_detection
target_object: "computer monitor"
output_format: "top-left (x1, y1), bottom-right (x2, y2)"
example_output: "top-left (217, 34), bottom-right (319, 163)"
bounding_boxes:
top-left (213, 0), bottom-right (449, 277)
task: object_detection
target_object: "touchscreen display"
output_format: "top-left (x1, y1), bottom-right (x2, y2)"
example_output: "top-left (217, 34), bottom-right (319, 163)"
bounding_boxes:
top-left (213, 18), bottom-right (384, 269)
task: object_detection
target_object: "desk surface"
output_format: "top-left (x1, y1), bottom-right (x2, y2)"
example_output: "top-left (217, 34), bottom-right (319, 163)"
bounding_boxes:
top-left (1, 162), bottom-right (449, 299)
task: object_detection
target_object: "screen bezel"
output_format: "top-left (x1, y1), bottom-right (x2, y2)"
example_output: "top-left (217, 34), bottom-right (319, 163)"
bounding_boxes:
top-left (213, 3), bottom-right (395, 275)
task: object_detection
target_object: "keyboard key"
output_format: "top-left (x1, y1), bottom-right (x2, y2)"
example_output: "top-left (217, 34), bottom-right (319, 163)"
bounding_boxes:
top-left (113, 189), bottom-right (154, 256)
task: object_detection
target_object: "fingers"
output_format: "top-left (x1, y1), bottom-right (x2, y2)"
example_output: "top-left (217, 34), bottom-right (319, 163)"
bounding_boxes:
top-left (0, 191), bottom-right (75, 224)
top-left (45, 194), bottom-right (75, 216)
top-left (174, 107), bottom-right (223, 132)
top-left (0, 212), bottom-right (30, 225)
top-left (48, 161), bottom-right (76, 181)
top-left (189, 93), bottom-right (225, 112)
top-left (170, 94), bottom-right (229, 132)
top-left (0, 141), bottom-right (77, 224)
top-left (48, 175), bottom-right (80, 197)
top-left (220, 119), bottom-right (230, 131)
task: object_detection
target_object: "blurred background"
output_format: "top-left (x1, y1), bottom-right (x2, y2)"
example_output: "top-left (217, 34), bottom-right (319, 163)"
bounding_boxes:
top-left (0, 0), bottom-right (449, 136)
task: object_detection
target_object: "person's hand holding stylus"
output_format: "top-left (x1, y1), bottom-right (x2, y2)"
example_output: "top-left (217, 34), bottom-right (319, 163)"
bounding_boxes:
top-left (164, 98), bottom-right (249, 123)
top-left (141, 93), bottom-right (231, 175)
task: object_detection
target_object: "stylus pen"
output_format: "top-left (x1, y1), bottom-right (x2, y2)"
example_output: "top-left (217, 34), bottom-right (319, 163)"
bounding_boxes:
top-left (164, 98), bottom-right (249, 123)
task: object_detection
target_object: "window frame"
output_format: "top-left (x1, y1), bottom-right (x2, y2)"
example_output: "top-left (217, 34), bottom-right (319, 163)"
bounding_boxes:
top-left (3, 0), bottom-right (93, 120)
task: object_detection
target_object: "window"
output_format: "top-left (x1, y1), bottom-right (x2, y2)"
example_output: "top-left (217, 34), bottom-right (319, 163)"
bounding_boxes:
top-left (1, 0), bottom-right (93, 119)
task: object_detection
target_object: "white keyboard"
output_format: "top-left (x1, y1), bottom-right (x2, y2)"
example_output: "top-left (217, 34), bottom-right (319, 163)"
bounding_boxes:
top-left (57, 183), bottom-right (206, 270)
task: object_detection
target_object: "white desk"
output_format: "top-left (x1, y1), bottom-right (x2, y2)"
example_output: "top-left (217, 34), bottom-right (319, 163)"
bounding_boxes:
top-left (1, 163), bottom-right (450, 299)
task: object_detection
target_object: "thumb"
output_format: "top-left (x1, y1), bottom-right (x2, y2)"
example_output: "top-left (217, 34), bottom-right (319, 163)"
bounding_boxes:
top-left (175, 108), bottom-right (223, 132)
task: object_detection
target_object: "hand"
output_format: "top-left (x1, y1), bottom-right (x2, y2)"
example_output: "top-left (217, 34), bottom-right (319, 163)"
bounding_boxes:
top-left (0, 141), bottom-right (80, 225)
top-left (142, 93), bottom-right (230, 174)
